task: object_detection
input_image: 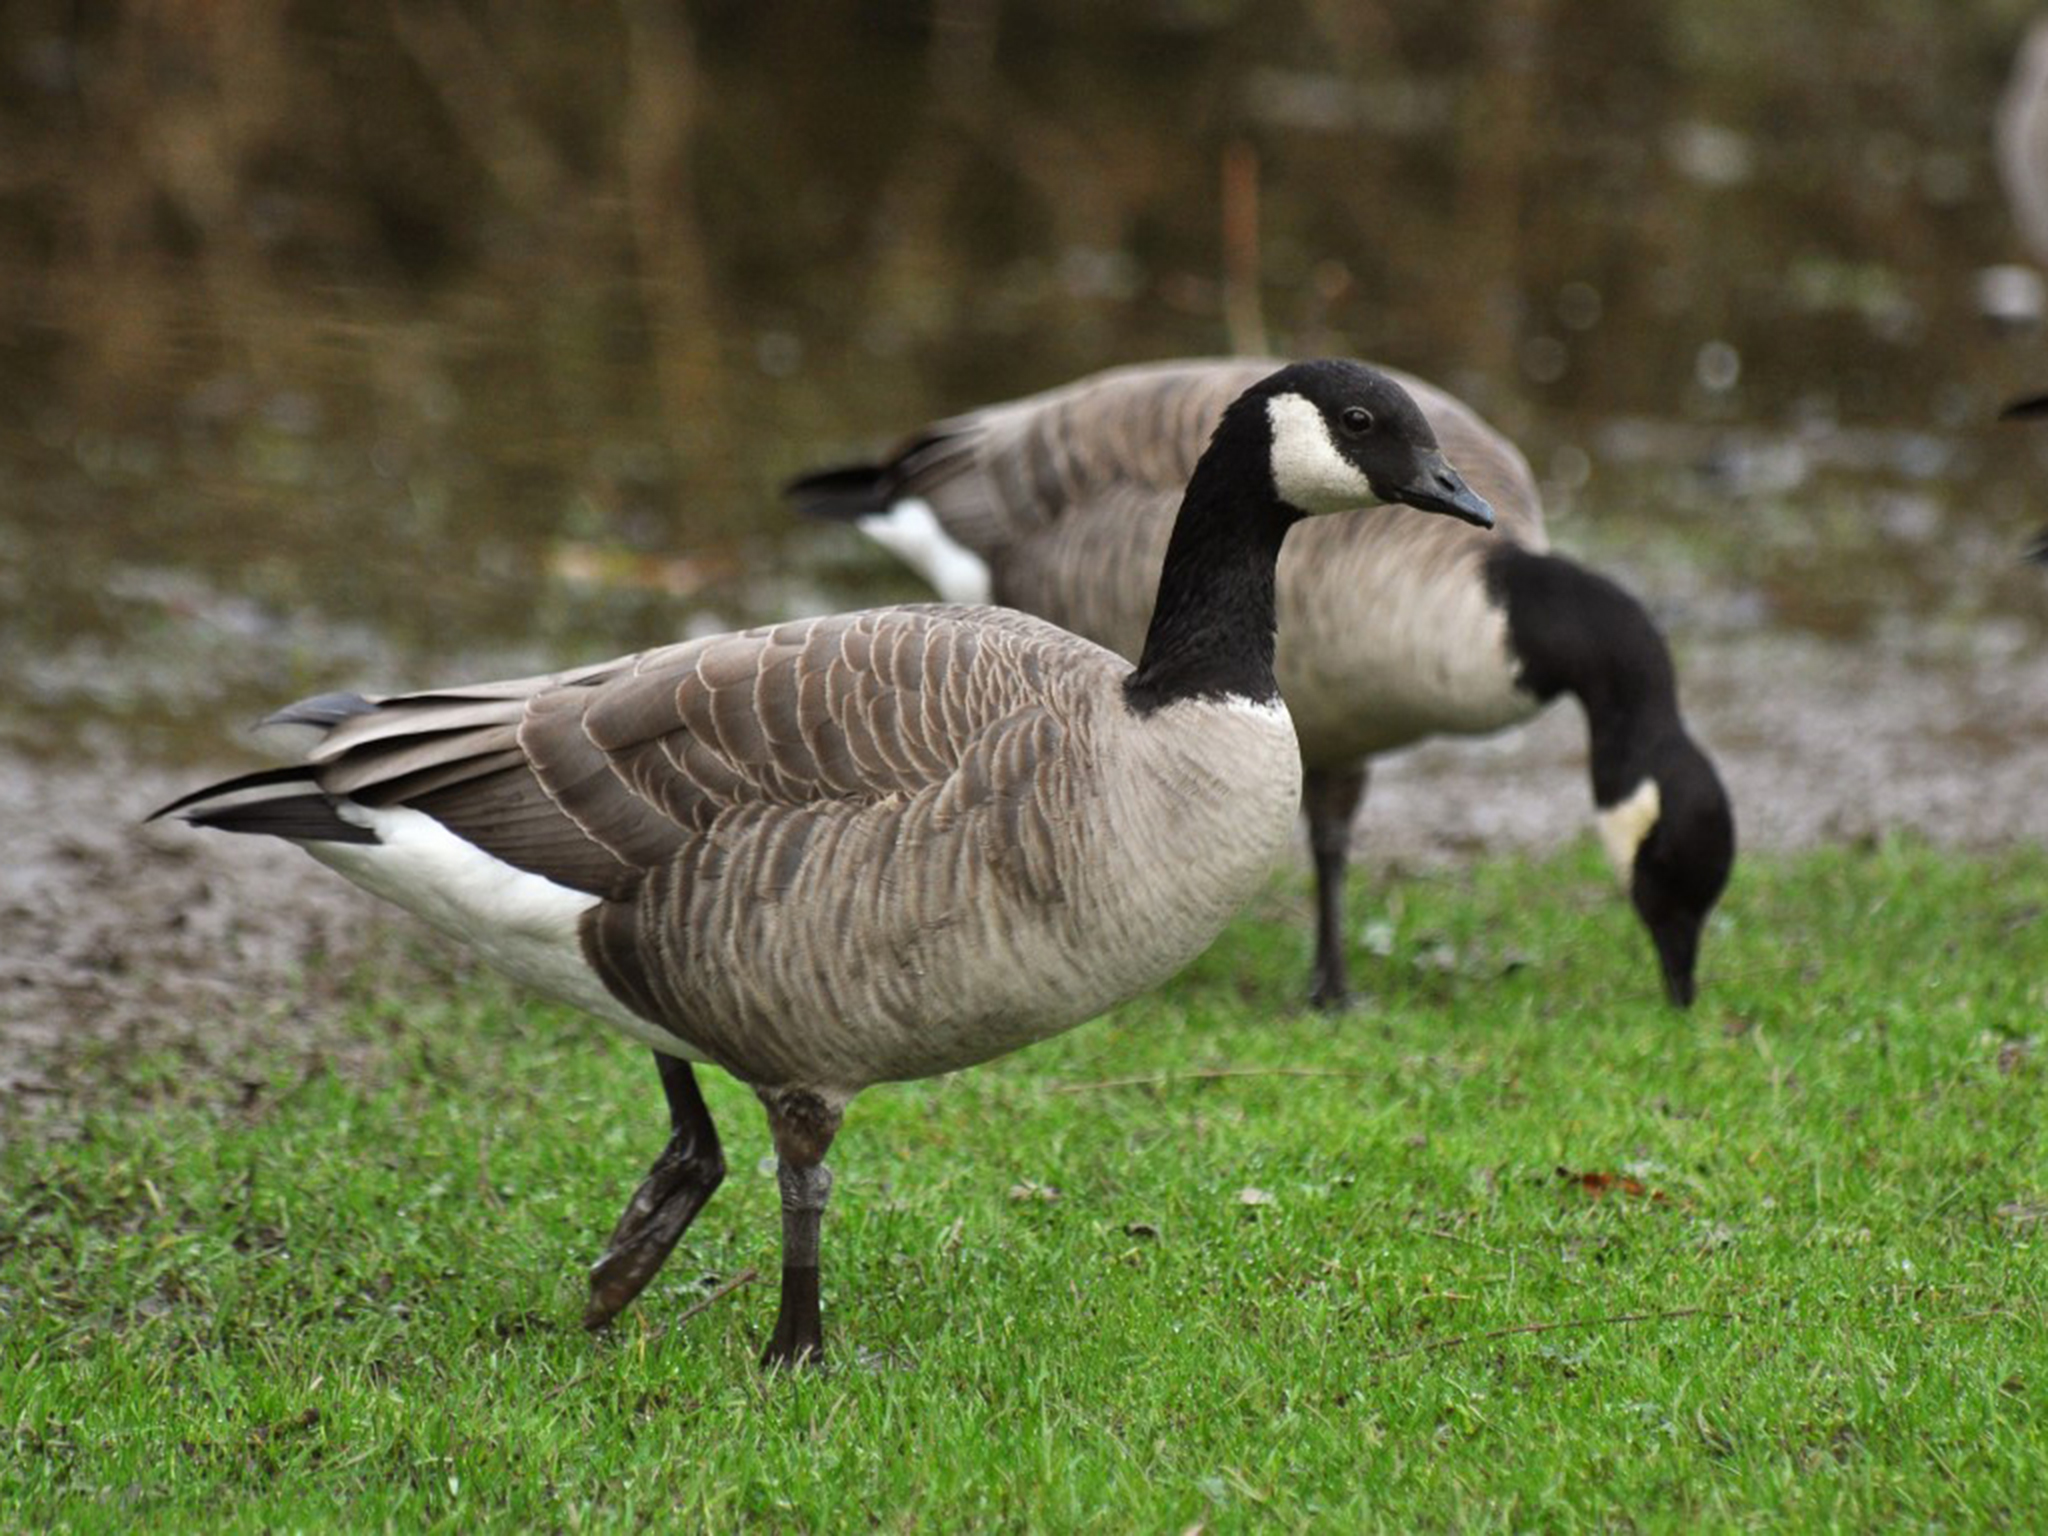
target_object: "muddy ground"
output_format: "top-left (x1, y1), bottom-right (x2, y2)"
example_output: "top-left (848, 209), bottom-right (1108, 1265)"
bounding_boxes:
top-left (5, 629), bottom-right (2046, 1124)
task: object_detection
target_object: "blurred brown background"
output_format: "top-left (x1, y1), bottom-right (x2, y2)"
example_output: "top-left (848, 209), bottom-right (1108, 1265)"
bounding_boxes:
top-left (4, 0), bottom-right (2046, 761)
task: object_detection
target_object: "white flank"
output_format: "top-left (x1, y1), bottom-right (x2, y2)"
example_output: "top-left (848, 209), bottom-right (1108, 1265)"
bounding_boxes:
top-left (1265, 393), bottom-right (1377, 513)
top-left (1595, 778), bottom-right (1662, 884)
top-left (307, 803), bottom-right (705, 1060)
top-left (856, 498), bottom-right (993, 605)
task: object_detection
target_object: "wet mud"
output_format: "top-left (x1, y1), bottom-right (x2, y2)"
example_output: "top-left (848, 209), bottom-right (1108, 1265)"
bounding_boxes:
top-left (7, 627), bottom-right (2042, 1121)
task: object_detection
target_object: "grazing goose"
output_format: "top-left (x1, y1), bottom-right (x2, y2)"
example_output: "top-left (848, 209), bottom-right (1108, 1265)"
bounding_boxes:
top-left (790, 358), bottom-right (1735, 1009)
top-left (153, 360), bottom-right (1494, 1368)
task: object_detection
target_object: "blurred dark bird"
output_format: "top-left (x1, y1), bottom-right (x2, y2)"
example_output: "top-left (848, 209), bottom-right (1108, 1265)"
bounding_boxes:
top-left (790, 359), bottom-right (1734, 1010)
top-left (1996, 394), bottom-right (2048, 563)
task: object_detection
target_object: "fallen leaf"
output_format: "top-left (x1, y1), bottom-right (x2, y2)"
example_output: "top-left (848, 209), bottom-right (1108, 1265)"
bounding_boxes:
top-left (1123, 1221), bottom-right (1160, 1239)
top-left (1007, 1180), bottom-right (1061, 1204)
top-left (1557, 1166), bottom-right (1669, 1203)
top-left (248, 1407), bottom-right (319, 1446)
top-left (1237, 1187), bottom-right (1276, 1207)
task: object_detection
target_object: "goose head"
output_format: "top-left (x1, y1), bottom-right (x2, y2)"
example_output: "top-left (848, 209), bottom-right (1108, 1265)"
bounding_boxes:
top-left (1246, 360), bottom-right (1497, 526)
top-left (1130, 360), bottom-right (1500, 716)
top-left (1599, 735), bottom-right (1736, 1008)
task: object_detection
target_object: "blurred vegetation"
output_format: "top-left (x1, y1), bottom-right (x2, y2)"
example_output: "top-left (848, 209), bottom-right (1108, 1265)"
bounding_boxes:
top-left (2, 2), bottom-right (2045, 754)
top-left (7, 1), bottom-right (2040, 443)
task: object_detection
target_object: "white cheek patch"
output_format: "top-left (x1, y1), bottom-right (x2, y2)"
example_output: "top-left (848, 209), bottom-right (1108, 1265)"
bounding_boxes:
top-left (1596, 778), bottom-right (1662, 884)
top-left (1265, 394), bottom-right (1378, 513)
top-left (855, 498), bottom-right (993, 606)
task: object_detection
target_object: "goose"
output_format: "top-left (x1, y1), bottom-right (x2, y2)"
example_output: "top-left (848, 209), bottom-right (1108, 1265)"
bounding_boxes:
top-left (790, 358), bottom-right (1735, 1009)
top-left (151, 360), bottom-right (1494, 1368)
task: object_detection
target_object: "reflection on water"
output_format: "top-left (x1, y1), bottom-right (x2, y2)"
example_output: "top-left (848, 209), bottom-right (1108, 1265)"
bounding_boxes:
top-left (2, 2), bottom-right (2045, 761)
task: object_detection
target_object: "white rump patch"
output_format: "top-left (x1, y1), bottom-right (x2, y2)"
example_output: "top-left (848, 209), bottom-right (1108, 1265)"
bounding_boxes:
top-left (1265, 393), bottom-right (1377, 514)
top-left (308, 803), bottom-right (704, 1059)
top-left (1596, 779), bottom-right (1662, 884)
top-left (857, 498), bottom-right (992, 605)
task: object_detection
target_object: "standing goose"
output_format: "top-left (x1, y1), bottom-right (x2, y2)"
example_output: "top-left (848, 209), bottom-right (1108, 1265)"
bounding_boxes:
top-left (153, 360), bottom-right (1494, 1368)
top-left (790, 358), bottom-right (1735, 1009)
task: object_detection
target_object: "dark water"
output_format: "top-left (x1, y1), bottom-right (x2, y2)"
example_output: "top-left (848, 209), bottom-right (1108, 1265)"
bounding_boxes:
top-left (4, 1), bottom-right (2046, 764)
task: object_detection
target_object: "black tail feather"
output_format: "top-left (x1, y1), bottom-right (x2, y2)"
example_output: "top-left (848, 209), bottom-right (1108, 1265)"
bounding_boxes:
top-left (149, 763), bottom-right (324, 822)
top-left (2029, 527), bottom-right (2048, 565)
top-left (783, 463), bottom-right (893, 522)
top-left (181, 795), bottom-right (378, 844)
top-left (147, 763), bottom-right (378, 845)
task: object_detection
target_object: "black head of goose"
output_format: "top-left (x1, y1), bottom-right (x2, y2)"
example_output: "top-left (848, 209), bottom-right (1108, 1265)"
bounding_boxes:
top-left (1485, 547), bottom-right (1734, 1007)
top-left (788, 357), bottom-right (1736, 1010)
top-left (152, 359), bottom-right (1492, 1370)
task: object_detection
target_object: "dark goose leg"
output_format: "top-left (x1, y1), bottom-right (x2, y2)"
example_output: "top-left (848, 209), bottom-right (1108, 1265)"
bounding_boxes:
top-left (1304, 763), bottom-right (1370, 1012)
top-left (758, 1087), bottom-right (845, 1369)
top-left (584, 1053), bottom-right (726, 1329)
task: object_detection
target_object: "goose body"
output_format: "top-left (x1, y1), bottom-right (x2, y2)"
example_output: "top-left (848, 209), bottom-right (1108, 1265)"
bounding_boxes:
top-left (157, 360), bottom-right (1494, 1366)
top-left (792, 358), bottom-right (1734, 1008)
top-left (251, 609), bottom-right (1303, 1091)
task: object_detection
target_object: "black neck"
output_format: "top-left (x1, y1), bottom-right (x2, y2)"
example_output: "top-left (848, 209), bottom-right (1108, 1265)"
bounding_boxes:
top-left (1487, 546), bottom-right (1685, 806)
top-left (1124, 414), bottom-right (1299, 714)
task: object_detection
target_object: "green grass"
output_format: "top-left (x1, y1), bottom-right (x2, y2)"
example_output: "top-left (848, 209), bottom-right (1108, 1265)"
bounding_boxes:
top-left (4, 840), bottom-right (2045, 1532)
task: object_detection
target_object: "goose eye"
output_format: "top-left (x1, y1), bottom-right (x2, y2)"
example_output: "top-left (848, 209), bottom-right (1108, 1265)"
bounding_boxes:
top-left (1340, 406), bottom-right (1375, 434)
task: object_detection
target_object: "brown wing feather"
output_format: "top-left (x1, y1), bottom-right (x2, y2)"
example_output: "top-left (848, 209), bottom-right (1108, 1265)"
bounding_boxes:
top-left (299, 605), bottom-right (1111, 904)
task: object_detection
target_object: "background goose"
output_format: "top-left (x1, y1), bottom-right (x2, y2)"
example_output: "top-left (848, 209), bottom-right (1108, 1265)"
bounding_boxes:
top-left (791, 358), bottom-right (1735, 1009)
top-left (153, 360), bottom-right (1494, 1368)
